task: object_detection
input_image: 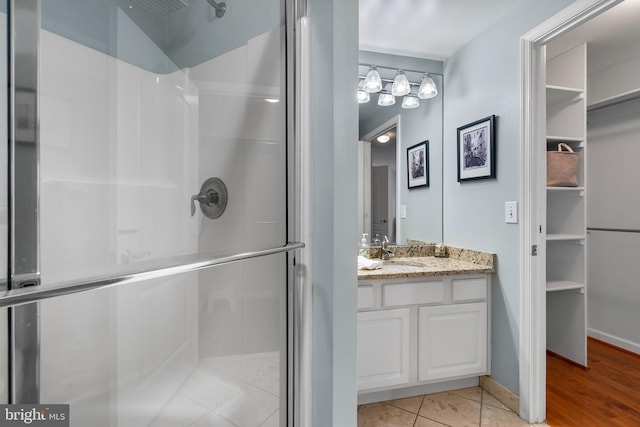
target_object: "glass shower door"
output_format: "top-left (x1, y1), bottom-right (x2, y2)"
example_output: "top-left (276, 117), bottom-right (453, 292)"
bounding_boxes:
top-left (4, 0), bottom-right (295, 426)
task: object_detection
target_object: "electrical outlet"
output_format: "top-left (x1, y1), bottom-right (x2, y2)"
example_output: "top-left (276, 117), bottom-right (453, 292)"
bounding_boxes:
top-left (505, 201), bottom-right (518, 224)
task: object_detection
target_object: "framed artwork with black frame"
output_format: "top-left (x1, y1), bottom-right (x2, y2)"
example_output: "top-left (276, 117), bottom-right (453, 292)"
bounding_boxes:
top-left (457, 115), bottom-right (496, 182)
top-left (407, 140), bottom-right (429, 189)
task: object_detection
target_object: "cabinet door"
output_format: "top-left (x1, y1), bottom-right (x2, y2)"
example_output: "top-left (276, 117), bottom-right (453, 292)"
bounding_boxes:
top-left (418, 303), bottom-right (487, 382)
top-left (357, 308), bottom-right (410, 391)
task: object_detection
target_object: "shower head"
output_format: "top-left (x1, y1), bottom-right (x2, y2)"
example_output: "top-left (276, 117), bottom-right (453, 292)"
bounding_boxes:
top-left (206, 0), bottom-right (226, 18)
top-left (128, 0), bottom-right (189, 16)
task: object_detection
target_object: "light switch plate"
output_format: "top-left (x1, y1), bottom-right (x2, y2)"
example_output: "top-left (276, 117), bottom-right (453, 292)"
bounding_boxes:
top-left (505, 201), bottom-right (518, 224)
top-left (400, 204), bottom-right (407, 219)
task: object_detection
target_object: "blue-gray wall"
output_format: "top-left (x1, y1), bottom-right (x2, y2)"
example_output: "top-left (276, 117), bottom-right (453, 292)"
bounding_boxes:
top-left (359, 52), bottom-right (444, 244)
top-left (443, 0), bottom-right (574, 393)
top-left (308, 0), bottom-right (359, 425)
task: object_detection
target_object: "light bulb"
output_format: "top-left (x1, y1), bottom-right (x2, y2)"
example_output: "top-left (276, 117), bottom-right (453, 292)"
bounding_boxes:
top-left (378, 83), bottom-right (395, 106)
top-left (358, 90), bottom-right (370, 103)
top-left (402, 95), bottom-right (420, 109)
top-left (363, 66), bottom-right (382, 93)
top-left (391, 70), bottom-right (410, 97)
top-left (357, 79), bottom-right (370, 103)
top-left (418, 74), bottom-right (438, 99)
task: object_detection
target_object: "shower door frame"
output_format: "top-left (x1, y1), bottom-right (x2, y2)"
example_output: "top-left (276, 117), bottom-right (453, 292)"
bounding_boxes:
top-left (4, 1), bottom-right (307, 427)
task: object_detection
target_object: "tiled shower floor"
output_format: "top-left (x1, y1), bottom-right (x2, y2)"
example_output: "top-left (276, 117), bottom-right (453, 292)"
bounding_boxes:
top-left (149, 353), bottom-right (280, 427)
top-left (358, 387), bottom-right (551, 427)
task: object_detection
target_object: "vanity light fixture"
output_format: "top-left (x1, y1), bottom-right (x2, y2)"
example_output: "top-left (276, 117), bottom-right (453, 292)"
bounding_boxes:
top-left (402, 93), bottom-right (420, 109)
top-left (418, 74), bottom-right (438, 99)
top-left (357, 79), bottom-right (370, 104)
top-left (391, 70), bottom-right (410, 97)
top-left (357, 64), bottom-right (439, 108)
top-left (376, 134), bottom-right (391, 143)
top-left (363, 66), bottom-right (382, 93)
top-left (377, 83), bottom-right (395, 106)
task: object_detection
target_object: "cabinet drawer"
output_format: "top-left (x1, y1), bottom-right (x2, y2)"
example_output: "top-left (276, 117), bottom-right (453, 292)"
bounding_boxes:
top-left (452, 277), bottom-right (487, 302)
top-left (358, 286), bottom-right (375, 309)
top-left (383, 281), bottom-right (445, 307)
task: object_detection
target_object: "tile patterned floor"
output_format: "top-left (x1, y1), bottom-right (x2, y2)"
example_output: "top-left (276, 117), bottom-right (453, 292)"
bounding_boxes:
top-left (358, 387), bottom-right (550, 427)
top-left (150, 352), bottom-right (280, 427)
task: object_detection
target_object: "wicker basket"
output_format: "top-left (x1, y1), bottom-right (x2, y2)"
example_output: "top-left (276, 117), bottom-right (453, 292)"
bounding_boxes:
top-left (547, 142), bottom-right (579, 187)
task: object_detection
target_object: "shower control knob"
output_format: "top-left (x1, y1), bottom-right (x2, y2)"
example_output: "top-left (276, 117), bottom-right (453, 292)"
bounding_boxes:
top-left (191, 177), bottom-right (228, 219)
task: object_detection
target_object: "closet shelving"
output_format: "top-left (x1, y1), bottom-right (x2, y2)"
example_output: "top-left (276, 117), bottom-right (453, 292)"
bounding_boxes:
top-left (544, 43), bottom-right (588, 367)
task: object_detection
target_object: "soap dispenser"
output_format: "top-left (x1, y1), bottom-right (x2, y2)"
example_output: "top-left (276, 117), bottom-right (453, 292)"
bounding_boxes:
top-left (359, 233), bottom-right (369, 255)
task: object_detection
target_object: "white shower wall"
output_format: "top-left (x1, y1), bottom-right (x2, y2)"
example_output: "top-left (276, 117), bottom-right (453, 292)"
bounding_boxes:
top-left (36, 8), bottom-right (285, 425)
top-left (189, 28), bottom-right (286, 358)
top-left (38, 11), bottom-right (200, 426)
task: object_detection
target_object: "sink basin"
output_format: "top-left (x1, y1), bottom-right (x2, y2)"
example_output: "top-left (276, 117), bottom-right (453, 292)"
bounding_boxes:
top-left (380, 263), bottom-right (423, 272)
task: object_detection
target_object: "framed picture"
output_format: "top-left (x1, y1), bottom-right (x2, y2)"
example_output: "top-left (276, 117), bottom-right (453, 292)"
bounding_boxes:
top-left (457, 115), bottom-right (496, 182)
top-left (407, 140), bottom-right (429, 189)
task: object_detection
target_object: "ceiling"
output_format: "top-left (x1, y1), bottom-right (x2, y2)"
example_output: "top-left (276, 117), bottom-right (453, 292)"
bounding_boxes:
top-left (546, 0), bottom-right (640, 75)
top-left (359, 0), bottom-right (525, 60)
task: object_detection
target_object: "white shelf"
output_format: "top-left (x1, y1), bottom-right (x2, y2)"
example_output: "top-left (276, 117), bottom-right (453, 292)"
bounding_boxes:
top-left (546, 234), bottom-right (585, 241)
top-left (546, 85), bottom-right (584, 105)
top-left (546, 136), bottom-right (584, 145)
top-left (588, 87), bottom-right (640, 111)
top-left (546, 281), bottom-right (585, 292)
top-left (547, 186), bottom-right (585, 192)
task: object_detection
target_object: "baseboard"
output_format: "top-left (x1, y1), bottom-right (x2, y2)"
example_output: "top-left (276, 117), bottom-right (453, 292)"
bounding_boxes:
top-left (479, 376), bottom-right (519, 414)
top-left (358, 377), bottom-right (478, 405)
top-left (588, 329), bottom-right (640, 357)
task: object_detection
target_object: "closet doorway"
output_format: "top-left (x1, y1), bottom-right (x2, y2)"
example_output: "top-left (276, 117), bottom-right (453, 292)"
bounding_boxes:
top-left (521, 0), bottom-right (640, 423)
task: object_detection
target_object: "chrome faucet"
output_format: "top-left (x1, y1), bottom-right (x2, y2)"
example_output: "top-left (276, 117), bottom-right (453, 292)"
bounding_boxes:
top-left (381, 236), bottom-right (394, 260)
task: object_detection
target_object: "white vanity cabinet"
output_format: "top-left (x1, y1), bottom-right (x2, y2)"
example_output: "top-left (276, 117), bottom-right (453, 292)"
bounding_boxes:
top-left (357, 274), bottom-right (490, 394)
top-left (357, 308), bottom-right (410, 390)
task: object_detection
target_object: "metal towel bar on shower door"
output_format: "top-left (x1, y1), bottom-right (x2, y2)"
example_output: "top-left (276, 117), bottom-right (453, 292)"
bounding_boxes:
top-left (0, 242), bottom-right (305, 308)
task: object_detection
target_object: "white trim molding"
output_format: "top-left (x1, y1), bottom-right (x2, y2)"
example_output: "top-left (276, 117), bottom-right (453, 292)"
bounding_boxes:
top-left (519, 0), bottom-right (623, 423)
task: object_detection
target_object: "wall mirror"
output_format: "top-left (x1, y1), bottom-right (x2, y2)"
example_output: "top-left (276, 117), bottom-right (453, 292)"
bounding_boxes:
top-left (358, 52), bottom-right (443, 245)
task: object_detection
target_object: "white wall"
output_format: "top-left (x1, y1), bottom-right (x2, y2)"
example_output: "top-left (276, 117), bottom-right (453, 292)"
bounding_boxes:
top-left (443, 0), bottom-right (574, 394)
top-left (189, 27), bottom-right (286, 358)
top-left (589, 55), bottom-right (640, 106)
top-left (587, 98), bottom-right (640, 353)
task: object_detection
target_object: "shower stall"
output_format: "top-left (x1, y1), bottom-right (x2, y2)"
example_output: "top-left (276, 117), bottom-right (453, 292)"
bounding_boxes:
top-left (0, 0), bottom-right (306, 426)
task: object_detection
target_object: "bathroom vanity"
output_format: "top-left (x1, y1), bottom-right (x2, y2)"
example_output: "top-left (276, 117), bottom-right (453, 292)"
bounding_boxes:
top-left (357, 246), bottom-right (495, 404)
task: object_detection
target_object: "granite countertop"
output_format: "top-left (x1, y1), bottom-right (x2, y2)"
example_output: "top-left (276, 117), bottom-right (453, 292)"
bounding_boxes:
top-left (357, 245), bottom-right (496, 281)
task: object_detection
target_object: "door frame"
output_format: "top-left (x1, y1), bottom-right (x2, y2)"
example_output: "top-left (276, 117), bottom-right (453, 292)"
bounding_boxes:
top-left (519, 0), bottom-right (623, 422)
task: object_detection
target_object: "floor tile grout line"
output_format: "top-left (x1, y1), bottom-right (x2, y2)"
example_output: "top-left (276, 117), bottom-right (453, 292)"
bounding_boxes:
top-left (412, 394), bottom-right (425, 427)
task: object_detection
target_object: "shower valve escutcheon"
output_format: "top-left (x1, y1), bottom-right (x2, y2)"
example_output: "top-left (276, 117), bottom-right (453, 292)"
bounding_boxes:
top-left (191, 177), bottom-right (228, 219)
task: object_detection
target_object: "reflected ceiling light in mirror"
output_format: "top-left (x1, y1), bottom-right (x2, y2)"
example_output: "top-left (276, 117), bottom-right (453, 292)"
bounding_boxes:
top-left (363, 66), bottom-right (382, 93)
top-left (378, 83), bottom-right (395, 106)
top-left (264, 98), bottom-right (280, 103)
top-left (418, 74), bottom-right (438, 99)
top-left (391, 70), bottom-right (410, 96)
top-left (377, 134), bottom-right (390, 143)
top-left (402, 93), bottom-right (420, 109)
top-left (358, 79), bottom-right (370, 103)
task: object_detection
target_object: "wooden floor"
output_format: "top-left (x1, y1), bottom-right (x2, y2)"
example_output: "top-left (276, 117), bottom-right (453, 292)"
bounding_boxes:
top-left (546, 337), bottom-right (640, 426)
